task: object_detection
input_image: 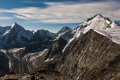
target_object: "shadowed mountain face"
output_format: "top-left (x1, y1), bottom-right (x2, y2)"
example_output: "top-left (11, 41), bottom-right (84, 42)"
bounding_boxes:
top-left (0, 50), bottom-right (9, 76)
top-left (0, 23), bottom-right (57, 49)
top-left (45, 37), bottom-right (67, 59)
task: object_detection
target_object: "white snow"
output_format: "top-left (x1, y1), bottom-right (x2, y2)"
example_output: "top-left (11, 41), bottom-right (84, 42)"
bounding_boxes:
top-left (9, 60), bottom-right (11, 69)
top-left (84, 15), bottom-right (109, 30)
top-left (106, 20), bottom-right (111, 24)
top-left (94, 28), bottom-right (120, 44)
top-left (110, 21), bottom-right (119, 28)
top-left (62, 37), bottom-right (74, 52)
top-left (77, 76), bottom-right (80, 80)
top-left (2, 30), bottom-right (10, 36)
top-left (11, 23), bottom-right (15, 28)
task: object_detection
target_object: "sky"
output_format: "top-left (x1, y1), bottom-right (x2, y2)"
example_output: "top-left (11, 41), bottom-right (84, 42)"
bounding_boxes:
top-left (0, 0), bottom-right (120, 33)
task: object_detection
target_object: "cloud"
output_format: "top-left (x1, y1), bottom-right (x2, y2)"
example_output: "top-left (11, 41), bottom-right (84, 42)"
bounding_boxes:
top-left (0, 16), bottom-right (12, 20)
top-left (0, 1), bottom-right (120, 23)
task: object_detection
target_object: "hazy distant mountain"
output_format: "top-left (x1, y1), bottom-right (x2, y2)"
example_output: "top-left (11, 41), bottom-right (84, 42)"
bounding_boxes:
top-left (57, 25), bottom-right (71, 34)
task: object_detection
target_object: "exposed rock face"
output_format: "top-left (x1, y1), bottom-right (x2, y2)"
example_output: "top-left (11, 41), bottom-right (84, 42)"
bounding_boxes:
top-left (33, 29), bottom-right (120, 80)
top-left (51, 29), bottom-right (120, 80)
top-left (5, 47), bottom-right (48, 74)
top-left (3, 37), bottom-right (67, 74)
top-left (0, 50), bottom-right (9, 76)
top-left (45, 37), bottom-right (67, 59)
top-left (23, 37), bottom-right (66, 73)
top-left (39, 37), bottom-right (67, 71)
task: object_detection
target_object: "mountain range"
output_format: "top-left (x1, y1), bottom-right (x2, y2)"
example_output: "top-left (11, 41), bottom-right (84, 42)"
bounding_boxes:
top-left (0, 14), bottom-right (120, 80)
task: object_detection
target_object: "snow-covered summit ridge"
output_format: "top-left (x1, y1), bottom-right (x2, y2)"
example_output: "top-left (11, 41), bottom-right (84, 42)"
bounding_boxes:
top-left (62, 14), bottom-right (120, 50)
top-left (82, 14), bottom-right (116, 30)
top-left (80, 14), bottom-right (120, 44)
top-left (73, 14), bottom-right (120, 36)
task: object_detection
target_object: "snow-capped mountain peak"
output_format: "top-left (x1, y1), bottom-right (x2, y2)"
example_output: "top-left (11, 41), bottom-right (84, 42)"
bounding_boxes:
top-left (57, 25), bottom-right (71, 34)
top-left (74, 14), bottom-right (120, 44)
top-left (11, 22), bottom-right (25, 31)
top-left (62, 25), bottom-right (70, 30)
top-left (61, 14), bottom-right (120, 52)
top-left (82, 14), bottom-right (112, 31)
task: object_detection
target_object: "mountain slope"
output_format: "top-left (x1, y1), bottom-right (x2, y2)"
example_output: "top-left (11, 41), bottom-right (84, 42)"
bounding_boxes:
top-left (0, 50), bottom-right (9, 76)
top-left (35, 29), bottom-right (120, 80)
top-left (51, 29), bottom-right (120, 80)
top-left (3, 37), bottom-right (67, 74)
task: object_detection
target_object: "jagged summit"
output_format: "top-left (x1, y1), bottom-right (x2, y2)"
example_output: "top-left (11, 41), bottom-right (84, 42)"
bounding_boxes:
top-left (11, 22), bottom-right (25, 30)
top-left (63, 25), bottom-right (70, 29)
top-left (80, 14), bottom-right (119, 31)
top-left (57, 25), bottom-right (71, 34)
top-left (86, 14), bottom-right (102, 21)
top-left (62, 25), bottom-right (71, 30)
top-left (94, 14), bottom-right (103, 17)
top-left (33, 29), bottom-right (55, 38)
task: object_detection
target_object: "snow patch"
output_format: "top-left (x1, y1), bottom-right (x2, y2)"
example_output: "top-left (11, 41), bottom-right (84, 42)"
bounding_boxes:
top-left (62, 37), bottom-right (74, 52)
